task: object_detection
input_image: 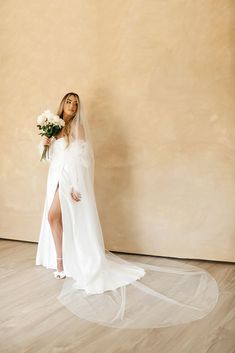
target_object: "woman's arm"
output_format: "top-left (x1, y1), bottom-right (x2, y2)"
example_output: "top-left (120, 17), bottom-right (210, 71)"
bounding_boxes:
top-left (37, 136), bottom-right (54, 161)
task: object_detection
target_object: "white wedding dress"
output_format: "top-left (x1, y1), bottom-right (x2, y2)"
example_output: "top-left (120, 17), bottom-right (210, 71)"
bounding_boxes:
top-left (36, 137), bottom-right (219, 328)
top-left (36, 137), bottom-right (145, 291)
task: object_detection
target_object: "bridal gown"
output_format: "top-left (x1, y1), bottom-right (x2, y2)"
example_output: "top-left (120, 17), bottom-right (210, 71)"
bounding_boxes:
top-left (36, 137), bottom-right (219, 328)
top-left (36, 137), bottom-right (145, 292)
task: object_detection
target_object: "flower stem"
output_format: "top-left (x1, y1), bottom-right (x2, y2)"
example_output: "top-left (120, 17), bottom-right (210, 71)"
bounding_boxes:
top-left (40, 145), bottom-right (49, 161)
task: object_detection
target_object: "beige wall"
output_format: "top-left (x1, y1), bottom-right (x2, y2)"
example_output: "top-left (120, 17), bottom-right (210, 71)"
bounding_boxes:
top-left (0, 1), bottom-right (234, 262)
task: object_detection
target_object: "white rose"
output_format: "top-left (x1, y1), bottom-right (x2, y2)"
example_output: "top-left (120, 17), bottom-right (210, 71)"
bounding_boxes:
top-left (48, 114), bottom-right (55, 123)
top-left (53, 115), bottom-right (60, 125)
top-left (59, 118), bottom-right (65, 127)
top-left (43, 109), bottom-right (51, 116)
top-left (42, 109), bottom-right (54, 123)
top-left (37, 114), bottom-right (46, 126)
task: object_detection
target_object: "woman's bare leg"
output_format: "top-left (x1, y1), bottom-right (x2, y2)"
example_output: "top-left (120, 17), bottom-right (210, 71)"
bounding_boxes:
top-left (48, 184), bottom-right (64, 272)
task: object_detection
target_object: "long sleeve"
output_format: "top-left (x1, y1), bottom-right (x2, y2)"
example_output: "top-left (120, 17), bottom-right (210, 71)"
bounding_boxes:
top-left (65, 140), bottom-right (91, 193)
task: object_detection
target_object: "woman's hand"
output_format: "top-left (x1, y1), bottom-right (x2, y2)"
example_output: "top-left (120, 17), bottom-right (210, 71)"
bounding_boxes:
top-left (42, 136), bottom-right (53, 146)
top-left (71, 188), bottom-right (82, 202)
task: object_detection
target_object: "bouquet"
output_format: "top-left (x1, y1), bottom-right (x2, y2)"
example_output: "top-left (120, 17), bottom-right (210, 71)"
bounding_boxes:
top-left (36, 109), bottom-right (65, 161)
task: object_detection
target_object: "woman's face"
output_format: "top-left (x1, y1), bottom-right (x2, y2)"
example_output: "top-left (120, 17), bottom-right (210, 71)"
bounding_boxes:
top-left (63, 95), bottom-right (79, 122)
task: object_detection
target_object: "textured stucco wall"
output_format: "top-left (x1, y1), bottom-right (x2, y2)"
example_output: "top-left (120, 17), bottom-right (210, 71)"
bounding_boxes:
top-left (0, 0), bottom-right (234, 261)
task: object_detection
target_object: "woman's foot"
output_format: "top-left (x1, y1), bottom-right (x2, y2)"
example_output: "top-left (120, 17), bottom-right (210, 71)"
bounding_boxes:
top-left (53, 270), bottom-right (66, 279)
top-left (53, 257), bottom-right (66, 279)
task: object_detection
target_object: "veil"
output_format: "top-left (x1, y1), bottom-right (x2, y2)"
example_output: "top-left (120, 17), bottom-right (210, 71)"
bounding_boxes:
top-left (68, 98), bottom-right (95, 186)
top-left (56, 97), bottom-right (219, 329)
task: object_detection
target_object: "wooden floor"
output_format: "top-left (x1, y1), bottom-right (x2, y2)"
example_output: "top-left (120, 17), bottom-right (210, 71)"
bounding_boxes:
top-left (0, 239), bottom-right (234, 353)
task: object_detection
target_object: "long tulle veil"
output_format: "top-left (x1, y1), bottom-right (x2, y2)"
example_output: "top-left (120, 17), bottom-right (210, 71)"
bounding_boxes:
top-left (57, 97), bottom-right (219, 329)
top-left (69, 98), bottom-right (95, 185)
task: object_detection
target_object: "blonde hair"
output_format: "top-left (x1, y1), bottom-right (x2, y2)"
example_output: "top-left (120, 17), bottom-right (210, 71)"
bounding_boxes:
top-left (56, 92), bottom-right (80, 147)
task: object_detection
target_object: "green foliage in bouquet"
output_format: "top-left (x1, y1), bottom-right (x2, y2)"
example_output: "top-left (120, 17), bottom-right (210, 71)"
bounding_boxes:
top-left (36, 110), bottom-right (65, 161)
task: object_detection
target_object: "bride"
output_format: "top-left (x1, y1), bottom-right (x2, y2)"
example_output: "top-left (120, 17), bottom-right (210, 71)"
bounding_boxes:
top-left (36, 92), bottom-right (219, 328)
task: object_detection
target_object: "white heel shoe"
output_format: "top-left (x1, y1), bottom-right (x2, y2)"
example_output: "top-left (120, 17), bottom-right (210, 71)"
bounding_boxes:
top-left (53, 270), bottom-right (66, 279)
top-left (53, 257), bottom-right (66, 279)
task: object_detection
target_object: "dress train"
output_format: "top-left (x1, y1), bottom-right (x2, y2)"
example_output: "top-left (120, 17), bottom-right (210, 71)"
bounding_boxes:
top-left (36, 137), bottom-right (219, 328)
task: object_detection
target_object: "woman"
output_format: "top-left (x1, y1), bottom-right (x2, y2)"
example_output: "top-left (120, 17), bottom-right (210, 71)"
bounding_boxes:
top-left (37, 93), bottom-right (89, 278)
top-left (40, 93), bottom-right (82, 278)
top-left (36, 92), bottom-right (145, 289)
top-left (36, 92), bottom-right (218, 328)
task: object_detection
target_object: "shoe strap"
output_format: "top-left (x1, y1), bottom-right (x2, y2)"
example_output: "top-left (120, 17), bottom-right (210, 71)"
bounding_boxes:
top-left (54, 270), bottom-right (66, 277)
